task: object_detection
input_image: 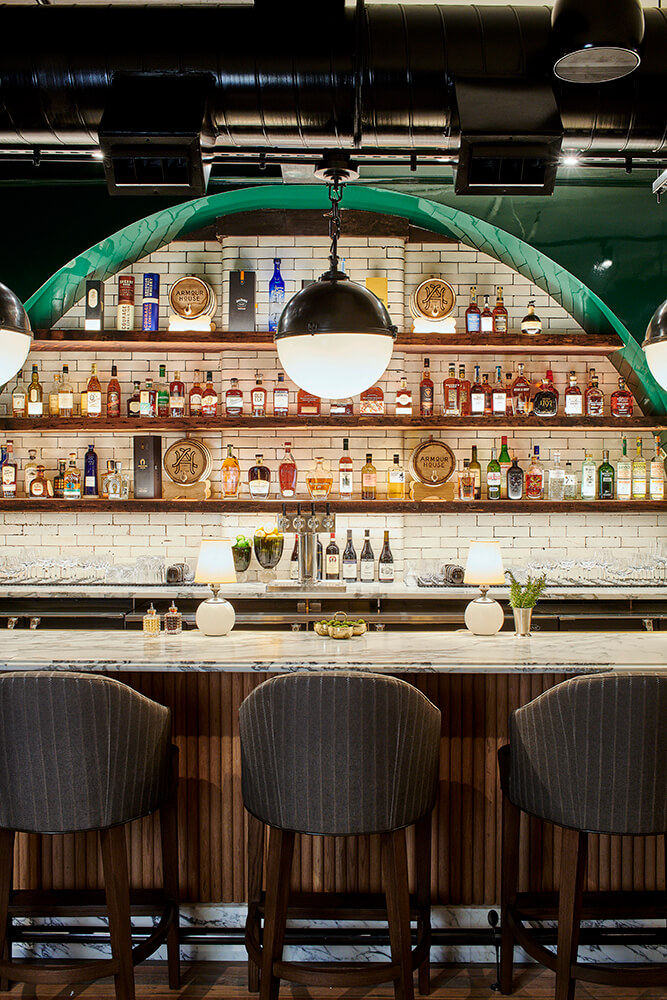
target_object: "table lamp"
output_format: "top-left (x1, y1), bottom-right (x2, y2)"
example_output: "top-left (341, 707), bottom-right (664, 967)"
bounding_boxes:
top-left (194, 538), bottom-right (237, 636)
top-left (463, 540), bottom-right (506, 636)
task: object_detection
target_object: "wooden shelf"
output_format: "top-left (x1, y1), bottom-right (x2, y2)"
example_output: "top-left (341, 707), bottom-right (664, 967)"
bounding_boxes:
top-left (30, 329), bottom-right (624, 355)
top-left (0, 499), bottom-right (663, 514)
top-left (1, 415), bottom-right (664, 432)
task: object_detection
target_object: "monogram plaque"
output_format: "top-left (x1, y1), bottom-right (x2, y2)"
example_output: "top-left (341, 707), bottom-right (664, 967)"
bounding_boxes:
top-left (410, 277), bottom-right (456, 322)
top-left (408, 437), bottom-right (456, 486)
top-left (163, 438), bottom-right (212, 484)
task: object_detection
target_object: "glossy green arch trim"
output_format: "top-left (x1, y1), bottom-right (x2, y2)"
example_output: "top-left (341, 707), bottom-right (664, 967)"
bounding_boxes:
top-left (25, 184), bottom-right (666, 411)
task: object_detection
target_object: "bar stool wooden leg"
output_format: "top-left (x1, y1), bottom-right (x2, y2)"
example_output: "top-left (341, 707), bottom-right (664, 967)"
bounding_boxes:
top-left (100, 825), bottom-right (135, 1000)
top-left (555, 829), bottom-right (587, 1000)
top-left (160, 770), bottom-right (181, 990)
top-left (247, 813), bottom-right (265, 993)
top-left (383, 829), bottom-right (415, 1000)
top-left (499, 791), bottom-right (521, 995)
top-left (260, 827), bottom-right (294, 1000)
top-left (0, 829), bottom-right (15, 992)
top-left (415, 813), bottom-right (432, 996)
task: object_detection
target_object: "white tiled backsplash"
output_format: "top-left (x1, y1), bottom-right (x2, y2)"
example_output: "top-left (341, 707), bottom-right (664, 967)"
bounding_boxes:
top-left (0, 235), bottom-right (664, 573)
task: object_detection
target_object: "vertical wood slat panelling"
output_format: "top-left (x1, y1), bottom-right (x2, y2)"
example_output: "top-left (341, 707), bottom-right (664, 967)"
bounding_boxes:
top-left (11, 672), bottom-right (667, 905)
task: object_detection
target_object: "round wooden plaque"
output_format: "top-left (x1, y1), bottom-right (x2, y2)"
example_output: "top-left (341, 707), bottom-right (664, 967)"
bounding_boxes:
top-left (163, 438), bottom-right (212, 484)
top-left (410, 277), bottom-right (456, 322)
top-left (408, 438), bottom-right (456, 486)
top-left (168, 276), bottom-right (216, 319)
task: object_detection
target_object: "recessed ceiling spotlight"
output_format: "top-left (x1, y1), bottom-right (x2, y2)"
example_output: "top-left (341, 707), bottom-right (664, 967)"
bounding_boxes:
top-left (561, 153), bottom-right (581, 167)
top-left (594, 258), bottom-right (613, 273)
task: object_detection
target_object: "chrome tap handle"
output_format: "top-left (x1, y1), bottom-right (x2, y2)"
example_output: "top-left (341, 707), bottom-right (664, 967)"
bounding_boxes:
top-left (7, 617), bottom-right (18, 629)
top-left (321, 502), bottom-right (335, 531)
top-left (293, 502), bottom-right (306, 533)
top-left (277, 503), bottom-right (290, 532)
top-left (307, 502), bottom-right (319, 532)
top-left (29, 617), bottom-right (41, 630)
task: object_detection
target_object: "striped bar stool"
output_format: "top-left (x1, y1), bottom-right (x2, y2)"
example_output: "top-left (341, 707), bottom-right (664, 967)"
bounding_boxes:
top-left (0, 671), bottom-right (180, 1000)
top-left (240, 671), bottom-right (441, 1000)
top-left (499, 672), bottom-right (667, 1000)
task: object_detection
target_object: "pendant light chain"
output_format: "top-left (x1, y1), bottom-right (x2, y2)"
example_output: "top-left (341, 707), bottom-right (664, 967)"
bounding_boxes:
top-left (327, 180), bottom-right (344, 274)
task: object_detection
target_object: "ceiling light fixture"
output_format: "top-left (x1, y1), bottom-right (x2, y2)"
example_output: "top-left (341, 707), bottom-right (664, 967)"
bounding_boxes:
top-left (643, 298), bottom-right (667, 392)
top-left (0, 282), bottom-right (32, 388)
top-left (551, 0), bottom-right (645, 84)
top-left (561, 152), bottom-right (582, 167)
top-left (274, 154), bottom-right (397, 400)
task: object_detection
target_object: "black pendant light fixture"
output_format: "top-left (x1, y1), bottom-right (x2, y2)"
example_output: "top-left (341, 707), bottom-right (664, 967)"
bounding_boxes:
top-left (0, 281), bottom-right (32, 388)
top-left (551, 0), bottom-right (645, 84)
top-left (274, 154), bottom-right (397, 400)
top-left (643, 298), bottom-right (667, 392)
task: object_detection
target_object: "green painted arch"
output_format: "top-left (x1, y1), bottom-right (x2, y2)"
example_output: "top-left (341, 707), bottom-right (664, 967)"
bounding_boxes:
top-left (25, 184), bottom-right (667, 412)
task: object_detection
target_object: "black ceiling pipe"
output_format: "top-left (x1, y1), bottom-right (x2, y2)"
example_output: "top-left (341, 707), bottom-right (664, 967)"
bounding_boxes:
top-left (0, 4), bottom-right (664, 156)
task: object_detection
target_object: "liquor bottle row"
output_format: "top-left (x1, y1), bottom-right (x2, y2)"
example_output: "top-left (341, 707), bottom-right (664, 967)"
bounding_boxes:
top-left (288, 530), bottom-right (395, 584)
top-left (0, 443), bottom-right (129, 499)
top-left (7, 360), bottom-right (636, 421)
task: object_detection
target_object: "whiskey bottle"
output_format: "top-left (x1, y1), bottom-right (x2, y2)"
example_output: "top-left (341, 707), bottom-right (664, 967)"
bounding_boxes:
top-left (1, 440), bottom-right (17, 497)
top-left (359, 384), bottom-right (385, 415)
top-left (547, 451), bottom-right (566, 501)
top-left (564, 371), bottom-right (583, 416)
top-left (306, 457), bottom-right (333, 500)
top-left (169, 370), bottom-right (186, 418)
top-left (649, 437), bottom-right (666, 500)
top-left (359, 529), bottom-right (375, 582)
top-left (248, 454), bottom-right (271, 499)
top-left (491, 365), bottom-right (506, 415)
top-left (387, 453), bottom-right (406, 500)
top-left (202, 371), bottom-right (218, 417)
top-left (481, 373), bottom-right (493, 416)
top-left (486, 448), bottom-right (501, 501)
top-left (616, 438), bottom-right (632, 500)
top-left (470, 366), bottom-right (485, 416)
top-left (225, 378), bottom-right (243, 417)
top-left (378, 530), bottom-right (394, 583)
top-left (442, 363), bottom-right (460, 416)
top-left (325, 534), bottom-right (340, 580)
top-left (189, 369), bottom-right (204, 417)
top-left (492, 286), bottom-right (508, 333)
top-left (361, 453), bottom-right (377, 500)
top-left (330, 397), bottom-right (354, 416)
top-left (58, 364), bottom-right (74, 418)
top-left (598, 450), bottom-right (615, 499)
top-left (63, 453), bottom-right (82, 499)
top-left (480, 295), bottom-right (493, 333)
top-left (53, 459), bottom-right (67, 499)
top-left (127, 380), bottom-right (141, 417)
top-left (458, 365), bottom-right (471, 416)
top-left (458, 459), bottom-right (474, 500)
top-left (29, 465), bottom-right (49, 498)
top-left (251, 371), bottom-right (267, 417)
top-left (106, 363), bottom-right (121, 418)
top-left (278, 442), bottom-right (298, 498)
top-left (221, 444), bottom-right (240, 497)
top-left (339, 438), bottom-right (353, 497)
top-left (511, 363), bottom-right (531, 416)
top-left (23, 449), bottom-right (38, 495)
top-left (520, 300), bottom-right (542, 335)
top-left (297, 388), bottom-right (320, 416)
top-left (581, 452), bottom-right (597, 500)
top-left (469, 446), bottom-right (482, 499)
top-left (83, 443), bottom-right (99, 497)
top-left (585, 369), bottom-right (604, 416)
top-left (86, 363), bottom-right (102, 418)
top-left (156, 365), bottom-right (170, 418)
top-left (610, 377), bottom-right (634, 417)
top-left (498, 436), bottom-right (512, 498)
top-left (395, 376), bottom-right (413, 415)
top-left (526, 447), bottom-right (544, 499)
top-left (505, 373), bottom-right (514, 416)
top-left (631, 438), bottom-right (647, 499)
top-left (273, 372), bottom-right (289, 416)
top-left (465, 285), bottom-right (481, 334)
top-left (11, 370), bottom-right (26, 417)
top-left (342, 530), bottom-right (357, 582)
top-left (268, 258), bottom-right (285, 333)
top-left (419, 358), bottom-right (434, 417)
top-left (48, 373), bottom-right (61, 416)
top-left (27, 364), bottom-right (43, 417)
top-left (507, 456), bottom-right (524, 500)
top-left (532, 369), bottom-right (559, 417)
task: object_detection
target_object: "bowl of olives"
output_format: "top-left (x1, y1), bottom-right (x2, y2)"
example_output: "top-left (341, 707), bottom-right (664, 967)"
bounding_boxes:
top-left (314, 611), bottom-right (368, 639)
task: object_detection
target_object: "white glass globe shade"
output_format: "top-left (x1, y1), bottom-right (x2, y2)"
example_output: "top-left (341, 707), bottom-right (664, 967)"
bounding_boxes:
top-left (644, 341), bottom-right (667, 392)
top-left (276, 332), bottom-right (394, 400)
top-left (0, 329), bottom-right (31, 387)
top-left (464, 597), bottom-right (505, 636)
top-left (196, 597), bottom-right (235, 636)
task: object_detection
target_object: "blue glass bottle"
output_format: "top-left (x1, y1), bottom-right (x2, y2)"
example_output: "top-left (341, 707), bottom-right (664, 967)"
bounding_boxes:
top-left (83, 443), bottom-right (99, 497)
top-left (268, 258), bottom-right (285, 333)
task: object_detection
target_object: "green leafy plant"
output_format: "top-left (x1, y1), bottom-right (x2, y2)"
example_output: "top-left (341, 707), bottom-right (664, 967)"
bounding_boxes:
top-left (506, 570), bottom-right (547, 609)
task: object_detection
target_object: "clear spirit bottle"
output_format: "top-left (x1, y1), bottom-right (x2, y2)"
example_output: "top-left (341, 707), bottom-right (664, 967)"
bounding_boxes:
top-left (58, 364), bottom-right (74, 417)
top-left (101, 459), bottom-right (116, 499)
top-left (616, 438), bottom-right (632, 499)
top-left (11, 370), bottom-right (26, 417)
top-left (564, 371), bottom-right (583, 416)
top-left (547, 451), bottom-right (565, 501)
top-left (649, 436), bottom-right (666, 500)
top-left (581, 452), bottom-right (597, 500)
top-left (27, 364), bottom-right (43, 417)
top-left (116, 462), bottom-right (130, 500)
top-left (273, 372), bottom-right (289, 416)
top-left (564, 461), bottom-right (577, 499)
top-left (631, 438), bottom-right (647, 498)
top-left (268, 258), bottom-right (285, 333)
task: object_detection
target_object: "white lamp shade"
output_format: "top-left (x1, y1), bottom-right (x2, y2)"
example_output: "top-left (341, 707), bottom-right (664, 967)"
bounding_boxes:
top-left (464, 540), bottom-right (505, 586)
top-left (276, 332), bottom-right (394, 400)
top-left (645, 341), bottom-right (667, 392)
top-left (0, 329), bottom-right (31, 387)
top-left (195, 538), bottom-right (237, 585)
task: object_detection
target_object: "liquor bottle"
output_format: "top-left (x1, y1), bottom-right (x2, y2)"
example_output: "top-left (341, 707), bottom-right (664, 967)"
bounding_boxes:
top-left (359, 529), bottom-right (375, 582)
top-left (83, 443), bottom-right (99, 497)
top-left (361, 453), bottom-right (377, 500)
top-left (616, 438), bottom-right (632, 500)
top-left (419, 358), bottom-right (434, 417)
top-left (378, 530), bottom-right (394, 583)
top-left (273, 372), bottom-right (289, 416)
top-left (53, 459), bottom-right (67, 499)
top-left (330, 397), bottom-right (354, 416)
top-left (248, 454), bottom-right (271, 498)
top-left (23, 449), bottom-right (38, 495)
top-left (598, 449), bottom-right (615, 499)
top-left (106, 363), bottom-right (121, 418)
top-left (278, 442), bottom-right (298, 498)
top-left (458, 365), bottom-right (471, 416)
top-left (507, 456), bottom-right (524, 500)
top-left (140, 379), bottom-right (156, 419)
top-left (101, 459), bottom-right (116, 500)
top-left (116, 461), bottom-right (130, 500)
top-left (27, 365), bottom-right (43, 417)
top-left (492, 286), bottom-right (508, 333)
top-left (189, 369), bottom-right (204, 417)
top-left (142, 605), bottom-right (160, 637)
top-left (225, 377), bottom-right (243, 417)
top-left (387, 453), bottom-right (406, 500)
top-left (649, 437), bottom-right (666, 500)
top-left (325, 534), bottom-right (340, 580)
top-left (581, 453), bottom-right (596, 500)
top-left (469, 445), bottom-right (482, 499)
top-left (63, 453), bottom-right (82, 499)
top-left (486, 448), bottom-right (501, 501)
top-left (29, 465), bottom-right (49, 498)
top-left (498, 436), bottom-right (512, 498)
top-left (458, 459), bottom-right (474, 500)
top-left (491, 365), bottom-right (506, 415)
top-left (631, 438), bottom-right (647, 499)
top-left (117, 274), bottom-right (135, 330)
top-left (610, 376), bottom-right (634, 417)
top-left (585, 369), bottom-right (604, 416)
top-left (564, 461), bottom-right (577, 499)
top-left (480, 295), bottom-right (493, 333)
top-left (481, 373), bottom-right (493, 416)
top-left (504, 373), bottom-right (514, 416)
top-left (465, 285), bottom-right (481, 334)
top-left (395, 376), bottom-right (412, 415)
top-left (564, 371), bottom-right (583, 416)
top-left (1, 440), bottom-right (17, 497)
top-left (342, 530), bottom-right (358, 582)
top-left (251, 371), bottom-right (267, 417)
top-left (339, 438), bottom-right (353, 497)
top-left (156, 365), bottom-right (170, 418)
top-left (164, 603), bottom-right (183, 636)
top-left (521, 300), bottom-right (542, 335)
top-left (526, 446), bottom-right (544, 499)
top-left (511, 363), bottom-right (531, 416)
top-left (470, 365), bottom-right (485, 416)
top-left (359, 384), bottom-right (385, 415)
top-left (58, 364), bottom-right (74, 418)
top-left (532, 368), bottom-right (559, 417)
top-left (127, 380), bottom-right (141, 417)
top-left (296, 388), bottom-right (320, 416)
top-left (221, 444), bottom-right (241, 497)
top-left (306, 456), bottom-right (333, 499)
top-left (547, 451), bottom-right (566, 501)
top-left (48, 373), bottom-right (61, 416)
top-left (86, 363), bottom-right (102, 418)
top-left (169, 370), bottom-right (186, 418)
top-left (11, 370), bottom-right (26, 417)
top-left (268, 258), bottom-right (285, 333)
top-left (290, 536), bottom-right (299, 580)
top-left (202, 372), bottom-right (218, 417)
top-left (443, 363), bottom-right (460, 416)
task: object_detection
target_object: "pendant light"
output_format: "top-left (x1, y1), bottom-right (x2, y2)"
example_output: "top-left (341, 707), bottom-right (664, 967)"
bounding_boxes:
top-left (274, 157), bottom-right (397, 400)
top-left (643, 298), bottom-right (667, 392)
top-left (0, 281), bottom-right (32, 387)
top-left (551, 0), bottom-right (644, 84)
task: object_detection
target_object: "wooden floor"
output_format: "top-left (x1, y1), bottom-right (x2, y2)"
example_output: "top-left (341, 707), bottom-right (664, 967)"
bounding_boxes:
top-left (2, 963), bottom-right (667, 1000)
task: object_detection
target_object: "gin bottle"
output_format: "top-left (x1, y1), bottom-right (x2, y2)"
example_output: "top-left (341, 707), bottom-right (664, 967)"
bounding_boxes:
top-left (649, 436), bottom-right (665, 500)
top-left (631, 438), bottom-right (647, 499)
top-left (581, 452), bottom-right (596, 500)
top-left (616, 438), bottom-right (632, 499)
top-left (598, 450), bottom-right (615, 499)
top-left (564, 461), bottom-right (577, 499)
top-left (547, 451), bottom-right (565, 501)
top-left (268, 258), bottom-right (285, 332)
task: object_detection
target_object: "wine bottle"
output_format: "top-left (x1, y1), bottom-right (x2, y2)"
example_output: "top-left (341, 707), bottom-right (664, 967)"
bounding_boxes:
top-left (325, 534), bottom-right (340, 580)
top-left (342, 529), bottom-right (357, 582)
top-left (359, 529), bottom-right (375, 582)
top-left (378, 529), bottom-right (394, 583)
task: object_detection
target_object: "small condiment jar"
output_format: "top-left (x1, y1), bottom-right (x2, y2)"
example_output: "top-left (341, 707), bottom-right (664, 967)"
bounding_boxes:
top-left (164, 602), bottom-right (182, 636)
top-left (142, 603), bottom-right (161, 637)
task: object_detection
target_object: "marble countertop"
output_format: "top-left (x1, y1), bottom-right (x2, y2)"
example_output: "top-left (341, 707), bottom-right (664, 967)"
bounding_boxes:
top-left (0, 629), bottom-right (665, 673)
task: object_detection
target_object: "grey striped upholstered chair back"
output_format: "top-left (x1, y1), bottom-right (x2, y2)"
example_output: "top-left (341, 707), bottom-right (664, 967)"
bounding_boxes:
top-left (507, 673), bottom-right (667, 836)
top-left (240, 671), bottom-right (441, 836)
top-left (0, 672), bottom-right (172, 834)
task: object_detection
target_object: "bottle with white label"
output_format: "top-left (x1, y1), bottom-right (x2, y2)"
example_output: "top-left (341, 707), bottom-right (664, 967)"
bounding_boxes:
top-left (342, 530), bottom-right (357, 582)
top-left (86, 364), bottom-right (102, 418)
top-left (23, 449), bottom-right (38, 496)
top-left (251, 371), bottom-right (267, 417)
top-left (378, 530), bottom-right (394, 583)
top-left (564, 461), bottom-right (577, 499)
top-left (83, 444), bottom-right (99, 497)
top-left (632, 438), bottom-right (647, 499)
top-left (325, 534), bottom-right (340, 580)
top-left (395, 376), bottom-right (412, 415)
top-left (387, 453), bottom-right (406, 500)
top-left (616, 438), bottom-right (632, 499)
top-left (248, 454), bottom-right (271, 498)
top-left (564, 371), bottom-right (583, 416)
top-left (339, 439), bottom-right (353, 497)
top-left (581, 452), bottom-right (596, 500)
top-left (11, 370), bottom-right (26, 417)
top-left (27, 365), bottom-right (43, 417)
top-left (547, 451), bottom-right (566, 501)
top-left (649, 436), bottom-right (666, 500)
top-left (58, 365), bottom-right (74, 417)
top-left (359, 529), bottom-right (375, 582)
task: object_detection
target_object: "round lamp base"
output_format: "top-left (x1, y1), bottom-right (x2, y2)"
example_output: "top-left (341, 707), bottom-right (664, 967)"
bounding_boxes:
top-left (196, 597), bottom-right (235, 636)
top-left (464, 596), bottom-right (504, 636)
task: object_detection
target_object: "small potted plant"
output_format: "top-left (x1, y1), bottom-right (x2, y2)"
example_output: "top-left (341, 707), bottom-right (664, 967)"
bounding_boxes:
top-left (506, 570), bottom-right (547, 636)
